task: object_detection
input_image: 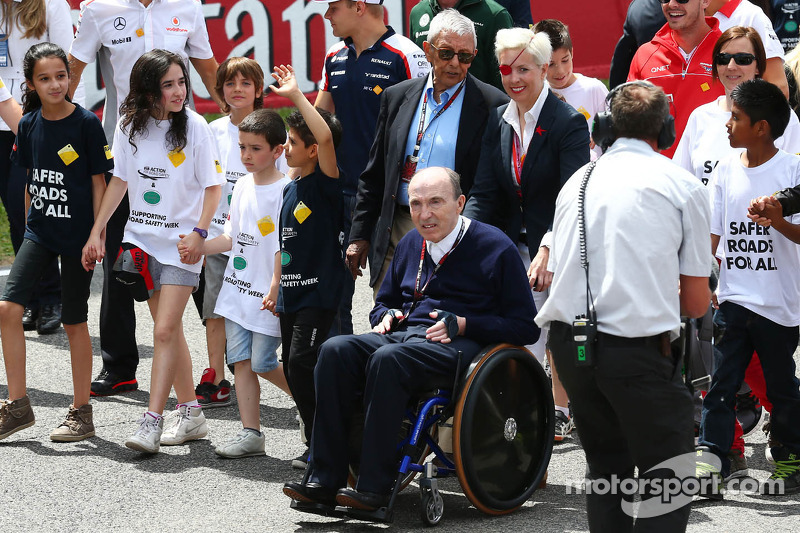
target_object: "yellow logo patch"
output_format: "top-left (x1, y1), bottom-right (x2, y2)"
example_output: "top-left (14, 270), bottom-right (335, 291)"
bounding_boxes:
top-left (0, 78), bottom-right (5, 89)
top-left (257, 215), bottom-right (275, 236)
top-left (104, 145), bottom-right (113, 160)
top-left (700, 82), bottom-right (710, 92)
top-left (293, 201), bottom-right (311, 224)
top-left (214, 160), bottom-right (222, 173)
top-left (57, 144), bottom-right (79, 166)
top-left (136, 28), bottom-right (144, 37)
top-left (373, 85), bottom-right (383, 95)
top-left (577, 106), bottom-right (591, 121)
top-left (167, 149), bottom-right (186, 167)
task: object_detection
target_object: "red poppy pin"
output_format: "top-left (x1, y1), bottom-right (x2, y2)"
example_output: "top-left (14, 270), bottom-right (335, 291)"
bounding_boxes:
top-left (535, 126), bottom-right (546, 136)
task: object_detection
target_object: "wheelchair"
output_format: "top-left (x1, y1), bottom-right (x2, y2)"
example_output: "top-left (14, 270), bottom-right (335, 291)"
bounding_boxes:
top-left (291, 343), bottom-right (555, 526)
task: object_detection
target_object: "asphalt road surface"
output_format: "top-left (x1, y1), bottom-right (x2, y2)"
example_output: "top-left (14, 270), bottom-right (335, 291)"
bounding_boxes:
top-left (0, 268), bottom-right (798, 532)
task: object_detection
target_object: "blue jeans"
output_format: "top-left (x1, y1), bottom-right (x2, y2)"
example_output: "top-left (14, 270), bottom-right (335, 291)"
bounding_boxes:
top-left (699, 301), bottom-right (800, 474)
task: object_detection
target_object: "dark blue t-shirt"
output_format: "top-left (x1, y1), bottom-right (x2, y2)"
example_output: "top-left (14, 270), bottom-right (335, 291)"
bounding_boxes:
top-left (12, 104), bottom-right (113, 256)
top-left (277, 166), bottom-right (346, 313)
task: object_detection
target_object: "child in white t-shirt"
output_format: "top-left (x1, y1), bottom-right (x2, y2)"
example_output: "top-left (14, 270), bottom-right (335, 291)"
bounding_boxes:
top-left (534, 19), bottom-right (608, 160)
top-left (195, 57), bottom-right (268, 408)
top-left (83, 50), bottom-right (224, 454)
top-left (189, 109), bottom-right (292, 458)
top-left (701, 79), bottom-right (800, 494)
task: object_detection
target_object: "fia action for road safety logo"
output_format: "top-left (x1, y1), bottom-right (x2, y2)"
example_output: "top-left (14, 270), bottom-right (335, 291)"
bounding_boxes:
top-left (58, 144), bottom-right (79, 166)
top-left (293, 201), bottom-right (311, 224)
top-left (168, 149), bottom-right (186, 167)
top-left (257, 215), bottom-right (275, 236)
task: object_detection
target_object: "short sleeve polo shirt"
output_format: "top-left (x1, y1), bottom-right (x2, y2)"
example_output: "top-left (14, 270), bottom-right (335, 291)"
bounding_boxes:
top-left (71, 0), bottom-right (214, 120)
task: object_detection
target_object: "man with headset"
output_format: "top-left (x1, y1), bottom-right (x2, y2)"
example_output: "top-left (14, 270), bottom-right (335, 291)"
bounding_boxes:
top-left (535, 82), bottom-right (712, 532)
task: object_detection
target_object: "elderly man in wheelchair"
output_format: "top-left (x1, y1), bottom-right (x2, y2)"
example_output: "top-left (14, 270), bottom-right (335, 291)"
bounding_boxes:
top-left (283, 167), bottom-right (553, 524)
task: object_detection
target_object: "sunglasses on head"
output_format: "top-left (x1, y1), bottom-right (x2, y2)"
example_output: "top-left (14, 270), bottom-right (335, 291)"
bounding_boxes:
top-left (428, 43), bottom-right (475, 64)
top-left (715, 52), bottom-right (757, 66)
top-left (658, 0), bottom-right (690, 4)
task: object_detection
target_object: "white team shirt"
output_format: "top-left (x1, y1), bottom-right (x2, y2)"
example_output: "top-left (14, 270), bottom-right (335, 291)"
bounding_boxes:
top-left (112, 108), bottom-right (224, 273)
top-left (214, 174), bottom-right (290, 337)
top-left (714, 0), bottom-right (784, 60)
top-left (536, 138), bottom-right (711, 340)
top-left (208, 116), bottom-right (247, 247)
top-left (0, 0), bottom-right (79, 131)
top-left (710, 149), bottom-right (800, 326)
top-left (70, 0), bottom-right (214, 120)
top-left (551, 73), bottom-right (609, 159)
top-left (674, 96), bottom-right (800, 184)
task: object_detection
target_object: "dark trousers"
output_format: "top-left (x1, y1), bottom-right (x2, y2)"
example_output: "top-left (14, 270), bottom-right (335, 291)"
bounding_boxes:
top-left (99, 191), bottom-right (139, 378)
top-left (0, 130), bottom-right (60, 308)
top-left (308, 327), bottom-right (480, 494)
top-left (280, 307), bottom-right (336, 442)
top-left (329, 193), bottom-right (356, 337)
top-left (549, 322), bottom-right (694, 533)
top-left (699, 301), bottom-right (800, 473)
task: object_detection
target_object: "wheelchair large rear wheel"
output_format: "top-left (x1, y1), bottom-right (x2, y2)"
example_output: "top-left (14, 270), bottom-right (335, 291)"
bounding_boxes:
top-left (453, 344), bottom-right (554, 515)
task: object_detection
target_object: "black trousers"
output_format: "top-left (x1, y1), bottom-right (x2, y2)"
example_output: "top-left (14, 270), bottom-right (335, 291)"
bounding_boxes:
top-left (308, 327), bottom-right (480, 494)
top-left (549, 321), bottom-right (694, 533)
top-left (280, 307), bottom-right (336, 442)
top-left (0, 130), bottom-right (60, 308)
top-left (99, 191), bottom-right (139, 378)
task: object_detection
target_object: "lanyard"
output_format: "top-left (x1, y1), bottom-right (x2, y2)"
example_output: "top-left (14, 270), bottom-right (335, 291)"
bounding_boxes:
top-left (410, 80), bottom-right (466, 160)
top-left (512, 131), bottom-right (526, 199)
top-left (399, 219), bottom-right (466, 323)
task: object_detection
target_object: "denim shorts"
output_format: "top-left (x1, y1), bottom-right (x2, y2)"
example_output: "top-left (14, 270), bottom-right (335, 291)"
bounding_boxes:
top-left (225, 318), bottom-right (281, 373)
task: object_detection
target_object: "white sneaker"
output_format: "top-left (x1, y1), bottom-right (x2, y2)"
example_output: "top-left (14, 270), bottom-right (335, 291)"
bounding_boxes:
top-left (160, 404), bottom-right (208, 446)
top-left (214, 429), bottom-right (266, 458)
top-left (125, 414), bottom-right (164, 453)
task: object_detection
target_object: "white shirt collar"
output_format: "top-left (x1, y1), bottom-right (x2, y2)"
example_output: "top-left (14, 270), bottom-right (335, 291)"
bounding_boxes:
top-left (606, 137), bottom-right (658, 156)
top-left (427, 215), bottom-right (471, 263)
top-left (502, 83), bottom-right (550, 149)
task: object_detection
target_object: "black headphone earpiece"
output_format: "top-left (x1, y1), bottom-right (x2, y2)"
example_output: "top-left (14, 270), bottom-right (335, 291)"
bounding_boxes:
top-left (591, 80), bottom-right (676, 152)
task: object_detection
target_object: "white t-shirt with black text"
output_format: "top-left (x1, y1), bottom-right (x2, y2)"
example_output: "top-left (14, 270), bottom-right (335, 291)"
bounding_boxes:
top-left (209, 116), bottom-right (247, 247)
top-left (710, 149), bottom-right (800, 326)
top-left (674, 96), bottom-right (800, 184)
top-left (214, 173), bottom-right (290, 337)
top-left (113, 108), bottom-right (225, 273)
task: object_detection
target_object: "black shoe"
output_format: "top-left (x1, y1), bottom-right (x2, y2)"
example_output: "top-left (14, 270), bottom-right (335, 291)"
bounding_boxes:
top-left (283, 482), bottom-right (338, 506)
top-left (36, 304), bottom-right (61, 335)
top-left (735, 390), bottom-right (763, 436)
top-left (335, 488), bottom-right (391, 511)
top-left (292, 448), bottom-right (310, 470)
top-left (22, 307), bottom-right (39, 331)
top-left (90, 369), bottom-right (139, 397)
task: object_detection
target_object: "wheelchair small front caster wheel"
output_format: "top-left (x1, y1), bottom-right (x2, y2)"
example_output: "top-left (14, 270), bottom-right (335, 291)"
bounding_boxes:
top-left (420, 486), bottom-right (444, 526)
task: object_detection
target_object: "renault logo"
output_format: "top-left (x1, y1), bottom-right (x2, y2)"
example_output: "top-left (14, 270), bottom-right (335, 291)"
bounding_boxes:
top-left (114, 17), bottom-right (126, 30)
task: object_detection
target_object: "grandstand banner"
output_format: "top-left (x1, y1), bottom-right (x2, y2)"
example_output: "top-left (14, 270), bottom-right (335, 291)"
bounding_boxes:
top-left (68, 0), bottom-right (628, 114)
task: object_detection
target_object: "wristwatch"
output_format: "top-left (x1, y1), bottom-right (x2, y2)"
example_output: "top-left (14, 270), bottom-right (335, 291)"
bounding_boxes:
top-left (192, 227), bottom-right (208, 239)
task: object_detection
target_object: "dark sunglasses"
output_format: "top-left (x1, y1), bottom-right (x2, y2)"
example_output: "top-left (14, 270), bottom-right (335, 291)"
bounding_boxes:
top-left (714, 52), bottom-right (757, 66)
top-left (429, 43), bottom-right (475, 64)
top-left (658, 0), bottom-right (690, 4)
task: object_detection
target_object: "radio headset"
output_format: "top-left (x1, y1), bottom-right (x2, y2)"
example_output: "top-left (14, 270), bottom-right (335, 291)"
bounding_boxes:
top-left (591, 80), bottom-right (677, 153)
top-left (575, 81), bottom-right (676, 365)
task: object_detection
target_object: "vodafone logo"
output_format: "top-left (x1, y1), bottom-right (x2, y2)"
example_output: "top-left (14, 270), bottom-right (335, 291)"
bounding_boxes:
top-left (651, 64), bottom-right (670, 73)
top-left (171, 17), bottom-right (180, 26)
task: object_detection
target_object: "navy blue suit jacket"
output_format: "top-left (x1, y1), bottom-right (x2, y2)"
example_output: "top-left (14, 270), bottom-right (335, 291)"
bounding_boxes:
top-left (464, 90), bottom-right (590, 259)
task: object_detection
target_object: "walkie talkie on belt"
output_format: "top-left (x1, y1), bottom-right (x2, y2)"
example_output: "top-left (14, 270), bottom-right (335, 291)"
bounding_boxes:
top-left (574, 161), bottom-right (598, 366)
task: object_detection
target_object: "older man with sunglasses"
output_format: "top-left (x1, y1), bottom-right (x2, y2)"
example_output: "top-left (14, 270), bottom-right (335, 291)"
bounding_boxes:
top-left (348, 9), bottom-right (507, 296)
top-left (628, 0), bottom-right (725, 157)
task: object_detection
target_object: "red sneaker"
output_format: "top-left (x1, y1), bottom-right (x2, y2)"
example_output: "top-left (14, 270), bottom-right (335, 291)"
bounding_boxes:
top-left (195, 368), bottom-right (232, 408)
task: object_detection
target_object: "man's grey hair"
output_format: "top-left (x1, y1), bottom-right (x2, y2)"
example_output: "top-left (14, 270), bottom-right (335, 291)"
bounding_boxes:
top-left (411, 167), bottom-right (463, 199)
top-left (427, 9), bottom-right (478, 50)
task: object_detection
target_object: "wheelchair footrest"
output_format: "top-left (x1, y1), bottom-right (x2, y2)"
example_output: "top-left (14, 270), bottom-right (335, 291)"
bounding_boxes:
top-left (336, 505), bottom-right (393, 523)
top-left (289, 499), bottom-right (347, 518)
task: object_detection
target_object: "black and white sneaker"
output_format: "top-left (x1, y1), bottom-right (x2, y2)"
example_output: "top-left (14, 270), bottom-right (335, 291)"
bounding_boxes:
top-left (554, 410), bottom-right (574, 442)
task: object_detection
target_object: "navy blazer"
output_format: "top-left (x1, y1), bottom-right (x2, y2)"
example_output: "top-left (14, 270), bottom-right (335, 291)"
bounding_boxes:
top-left (350, 73), bottom-right (508, 286)
top-left (464, 90), bottom-right (591, 258)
